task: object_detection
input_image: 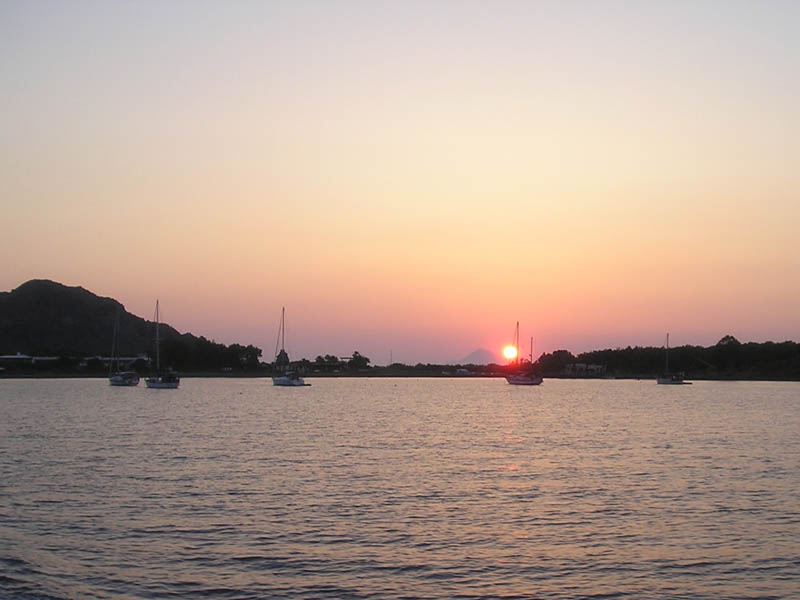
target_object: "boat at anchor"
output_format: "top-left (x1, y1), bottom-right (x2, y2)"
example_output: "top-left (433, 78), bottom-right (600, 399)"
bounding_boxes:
top-left (656, 333), bottom-right (691, 385)
top-left (145, 300), bottom-right (180, 389)
top-left (505, 322), bottom-right (543, 386)
top-left (272, 307), bottom-right (309, 387)
top-left (108, 308), bottom-right (139, 386)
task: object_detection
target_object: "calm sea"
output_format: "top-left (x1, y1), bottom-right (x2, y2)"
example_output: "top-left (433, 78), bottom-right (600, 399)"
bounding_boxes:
top-left (1, 378), bottom-right (798, 599)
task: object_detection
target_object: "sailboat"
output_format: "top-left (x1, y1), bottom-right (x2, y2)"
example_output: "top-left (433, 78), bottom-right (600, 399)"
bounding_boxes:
top-left (505, 322), bottom-right (543, 385)
top-left (108, 308), bottom-right (139, 386)
top-left (271, 307), bottom-right (309, 387)
top-left (656, 333), bottom-right (690, 385)
top-left (145, 300), bottom-right (180, 389)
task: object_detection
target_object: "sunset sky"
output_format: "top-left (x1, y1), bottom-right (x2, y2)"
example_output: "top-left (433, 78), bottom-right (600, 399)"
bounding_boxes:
top-left (2, 1), bottom-right (799, 364)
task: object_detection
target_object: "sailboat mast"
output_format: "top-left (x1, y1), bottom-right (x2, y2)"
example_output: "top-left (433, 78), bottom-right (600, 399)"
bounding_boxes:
top-left (273, 306), bottom-right (286, 360)
top-left (515, 322), bottom-right (520, 366)
top-left (110, 309), bottom-right (119, 376)
top-left (665, 332), bottom-right (669, 374)
top-left (530, 337), bottom-right (533, 364)
top-left (155, 300), bottom-right (160, 372)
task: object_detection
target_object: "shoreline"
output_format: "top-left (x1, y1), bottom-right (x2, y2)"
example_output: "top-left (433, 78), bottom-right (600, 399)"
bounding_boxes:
top-left (2, 372), bottom-right (799, 382)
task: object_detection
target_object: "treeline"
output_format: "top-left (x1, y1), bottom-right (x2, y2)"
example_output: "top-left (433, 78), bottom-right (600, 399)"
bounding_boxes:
top-left (294, 336), bottom-right (800, 380)
top-left (534, 335), bottom-right (800, 380)
top-left (161, 337), bottom-right (262, 371)
top-left (281, 351), bottom-right (371, 374)
top-left (1, 339), bottom-right (264, 375)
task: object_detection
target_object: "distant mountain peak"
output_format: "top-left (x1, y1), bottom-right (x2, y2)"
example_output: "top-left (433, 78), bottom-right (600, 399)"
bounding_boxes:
top-left (459, 348), bottom-right (501, 365)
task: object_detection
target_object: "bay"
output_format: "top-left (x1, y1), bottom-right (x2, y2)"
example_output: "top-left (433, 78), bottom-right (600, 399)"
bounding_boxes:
top-left (1, 378), bottom-right (798, 599)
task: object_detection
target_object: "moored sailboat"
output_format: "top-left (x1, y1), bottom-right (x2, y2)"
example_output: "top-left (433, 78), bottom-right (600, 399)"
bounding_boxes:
top-left (145, 300), bottom-right (180, 389)
top-left (656, 333), bottom-right (690, 385)
top-left (108, 308), bottom-right (139, 386)
top-left (505, 322), bottom-right (543, 386)
top-left (271, 307), bottom-right (309, 387)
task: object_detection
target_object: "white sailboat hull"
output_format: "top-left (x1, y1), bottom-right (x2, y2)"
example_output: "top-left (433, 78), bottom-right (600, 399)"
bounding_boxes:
top-left (505, 374), bottom-right (543, 385)
top-left (109, 372), bottom-right (140, 386)
top-left (272, 375), bottom-right (309, 387)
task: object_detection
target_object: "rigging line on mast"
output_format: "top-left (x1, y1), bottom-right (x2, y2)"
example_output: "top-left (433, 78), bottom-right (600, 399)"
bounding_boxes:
top-left (274, 307), bottom-right (284, 359)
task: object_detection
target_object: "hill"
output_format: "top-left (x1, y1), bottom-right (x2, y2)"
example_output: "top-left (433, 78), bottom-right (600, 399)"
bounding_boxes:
top-left (459, 348), bottom-right (502, 365)
top-left (0, 279), bottom-right (168, 356)
top-left (0, 279), bottom-right (261, 370)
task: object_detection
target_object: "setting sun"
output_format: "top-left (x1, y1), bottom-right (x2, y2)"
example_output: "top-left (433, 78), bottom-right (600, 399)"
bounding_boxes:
top-left (502, 345), bottom-right (518, 360)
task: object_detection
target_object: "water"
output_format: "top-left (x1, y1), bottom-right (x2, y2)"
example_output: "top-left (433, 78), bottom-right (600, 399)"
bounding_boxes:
top-left (1, 377), bottom-right (798, 599)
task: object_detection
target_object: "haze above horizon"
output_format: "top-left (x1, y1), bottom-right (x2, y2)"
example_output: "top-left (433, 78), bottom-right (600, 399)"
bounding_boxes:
top-left (2, 1), bottom-right (798, 364)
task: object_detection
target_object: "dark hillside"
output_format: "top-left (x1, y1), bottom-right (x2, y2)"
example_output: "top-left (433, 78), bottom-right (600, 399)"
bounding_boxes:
top-left (0, 280), bottom-right (262, 371)
top-left (0, 279), bottom-right (180, 356)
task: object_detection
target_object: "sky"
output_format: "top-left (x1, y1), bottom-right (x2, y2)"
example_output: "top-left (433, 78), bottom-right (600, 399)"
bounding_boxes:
top-left (1, 0), bottom-right (799, 364)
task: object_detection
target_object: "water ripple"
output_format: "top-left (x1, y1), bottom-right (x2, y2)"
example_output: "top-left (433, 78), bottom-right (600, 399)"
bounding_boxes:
top-left (1, 378), bottom-right (799, 599)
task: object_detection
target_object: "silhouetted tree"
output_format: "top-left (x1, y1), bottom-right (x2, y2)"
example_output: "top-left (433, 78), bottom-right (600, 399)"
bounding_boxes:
top-left (348, 351), bottom-right (370, 370)
top-left (713, 334), bottom-right (742, 371)
top-left (536, 349), bottom-right (576, 374)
